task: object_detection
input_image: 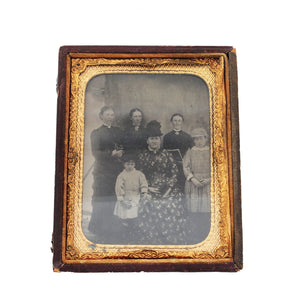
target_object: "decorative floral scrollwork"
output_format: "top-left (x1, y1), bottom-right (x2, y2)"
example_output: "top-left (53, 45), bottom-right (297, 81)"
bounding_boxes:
top-left (63, 55), bottom-right (232, 262)
top-left (72, 59), bottom-right (88, 73)
top-left (215, 246), bottom-right (230, 259)
top-left (127, 249), bottom-right (170, 259)
top-left (66, 245), bottom-right (80, 259)
top-left (215, 145), bottom-right (225, 164)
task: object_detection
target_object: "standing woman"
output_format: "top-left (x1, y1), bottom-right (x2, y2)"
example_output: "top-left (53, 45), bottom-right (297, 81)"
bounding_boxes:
top-left (122, 108), bottom-right (147, 154)
top-left (136, 121), bottom-right (188, 245)
top-left (163, 113), bottom-right (193, 158)
top-left (163, 113), bottom-right (193, 192)
top-left (88, 106), bottom-right (124, 243)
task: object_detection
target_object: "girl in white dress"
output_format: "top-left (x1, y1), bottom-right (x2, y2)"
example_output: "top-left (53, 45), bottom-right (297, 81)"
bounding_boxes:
top-left (113, 154), bottom-right (148, 242)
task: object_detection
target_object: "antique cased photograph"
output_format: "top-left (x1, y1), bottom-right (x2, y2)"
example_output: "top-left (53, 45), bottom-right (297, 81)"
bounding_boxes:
top-left (53, 46), bottom-right (242, 272)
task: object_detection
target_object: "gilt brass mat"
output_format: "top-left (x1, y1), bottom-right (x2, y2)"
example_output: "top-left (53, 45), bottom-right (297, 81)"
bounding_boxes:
top-left (62, 53), bottom-right (233, 264)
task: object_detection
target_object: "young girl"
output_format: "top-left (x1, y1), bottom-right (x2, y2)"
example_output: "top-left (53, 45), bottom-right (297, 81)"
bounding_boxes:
top-left (183, 128), bottom-right (211, 213)
top-left (183, 128), bottom-right (211, 243)
top-left (113, 154), bottom-right (148, 243)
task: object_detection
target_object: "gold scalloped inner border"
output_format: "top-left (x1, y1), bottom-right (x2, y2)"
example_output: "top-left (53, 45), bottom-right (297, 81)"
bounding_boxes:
top-left (62, 53), bottom-right (233, 264)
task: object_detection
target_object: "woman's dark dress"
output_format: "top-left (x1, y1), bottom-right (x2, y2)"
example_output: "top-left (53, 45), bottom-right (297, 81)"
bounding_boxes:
top-left (122, 125), bottom-right (147, 154)
top-left (88, 124), bottom-right (123, 243)
top-left (163, 130), bottom-right (193, 158)
top-left (136, 148), bottom-right (188, 245)
top-left (163, 130), bottom-right (193, 192)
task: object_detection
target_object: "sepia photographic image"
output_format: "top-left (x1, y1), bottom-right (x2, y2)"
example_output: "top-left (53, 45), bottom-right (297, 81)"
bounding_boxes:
top-left (53, 46), bottom-right (242, 272)
top-left (82, 73), bottom-right (211, 245)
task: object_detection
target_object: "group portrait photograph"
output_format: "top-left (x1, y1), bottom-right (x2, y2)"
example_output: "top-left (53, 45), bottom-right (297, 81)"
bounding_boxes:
top-left (81, 73), bottom-right (212, 246)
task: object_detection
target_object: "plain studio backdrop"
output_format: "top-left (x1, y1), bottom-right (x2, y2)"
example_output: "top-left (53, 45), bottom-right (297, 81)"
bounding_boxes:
top-left (1, 0), bottom-right (299, 299)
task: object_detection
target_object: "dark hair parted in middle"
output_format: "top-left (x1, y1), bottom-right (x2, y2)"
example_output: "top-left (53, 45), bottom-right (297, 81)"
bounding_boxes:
top-left (99, 105), bottom-right (114, 117)
top-left (121, 153), bottom-right (136, 164)
top-left (129, 108), bottom-right (144, 119)
top-left (170, 113), bottom-right (184, 122)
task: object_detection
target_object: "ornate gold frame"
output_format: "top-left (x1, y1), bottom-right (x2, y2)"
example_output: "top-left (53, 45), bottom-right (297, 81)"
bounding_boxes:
top-left (59, 51), bottom-right (235, 268)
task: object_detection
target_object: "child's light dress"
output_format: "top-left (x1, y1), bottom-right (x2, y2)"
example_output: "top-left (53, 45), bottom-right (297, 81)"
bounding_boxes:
top-left (183, 146), bottom-right (210, 213)
top-left (114, 169), bottom-right (148, 219)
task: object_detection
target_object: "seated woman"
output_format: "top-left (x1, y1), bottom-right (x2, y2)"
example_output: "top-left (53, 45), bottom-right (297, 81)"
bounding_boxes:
top-left (136, 120), bottom-right (188, 245)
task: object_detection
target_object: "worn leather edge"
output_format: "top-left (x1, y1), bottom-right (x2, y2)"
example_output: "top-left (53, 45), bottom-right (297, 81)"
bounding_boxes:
top-left (52, 47), bottom-right (68, 271)
top-left (58, 45), bottom-right (234, 54)
top-left (56, 261), bottom-right (239, 273)
top-left (228, 50), bottom-right (243, 270)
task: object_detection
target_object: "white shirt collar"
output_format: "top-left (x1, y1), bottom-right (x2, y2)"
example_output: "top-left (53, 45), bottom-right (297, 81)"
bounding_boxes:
top-left (173, 129), bottom-right (182, 135)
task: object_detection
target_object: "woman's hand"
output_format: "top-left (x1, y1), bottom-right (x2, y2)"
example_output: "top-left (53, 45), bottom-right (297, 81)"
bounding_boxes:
top-left (191, 177), bottom-right (203, 188)
top-left (121, 199), bottom-right (132, 209)
top-left (112, 149), bottom-right (124, 158)
top-left (200, 178), bottom-right (211, 186)
top-left (148, 187), bottom-right (160, 194)
top-left (162, 187), bottom-right (171, 198)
